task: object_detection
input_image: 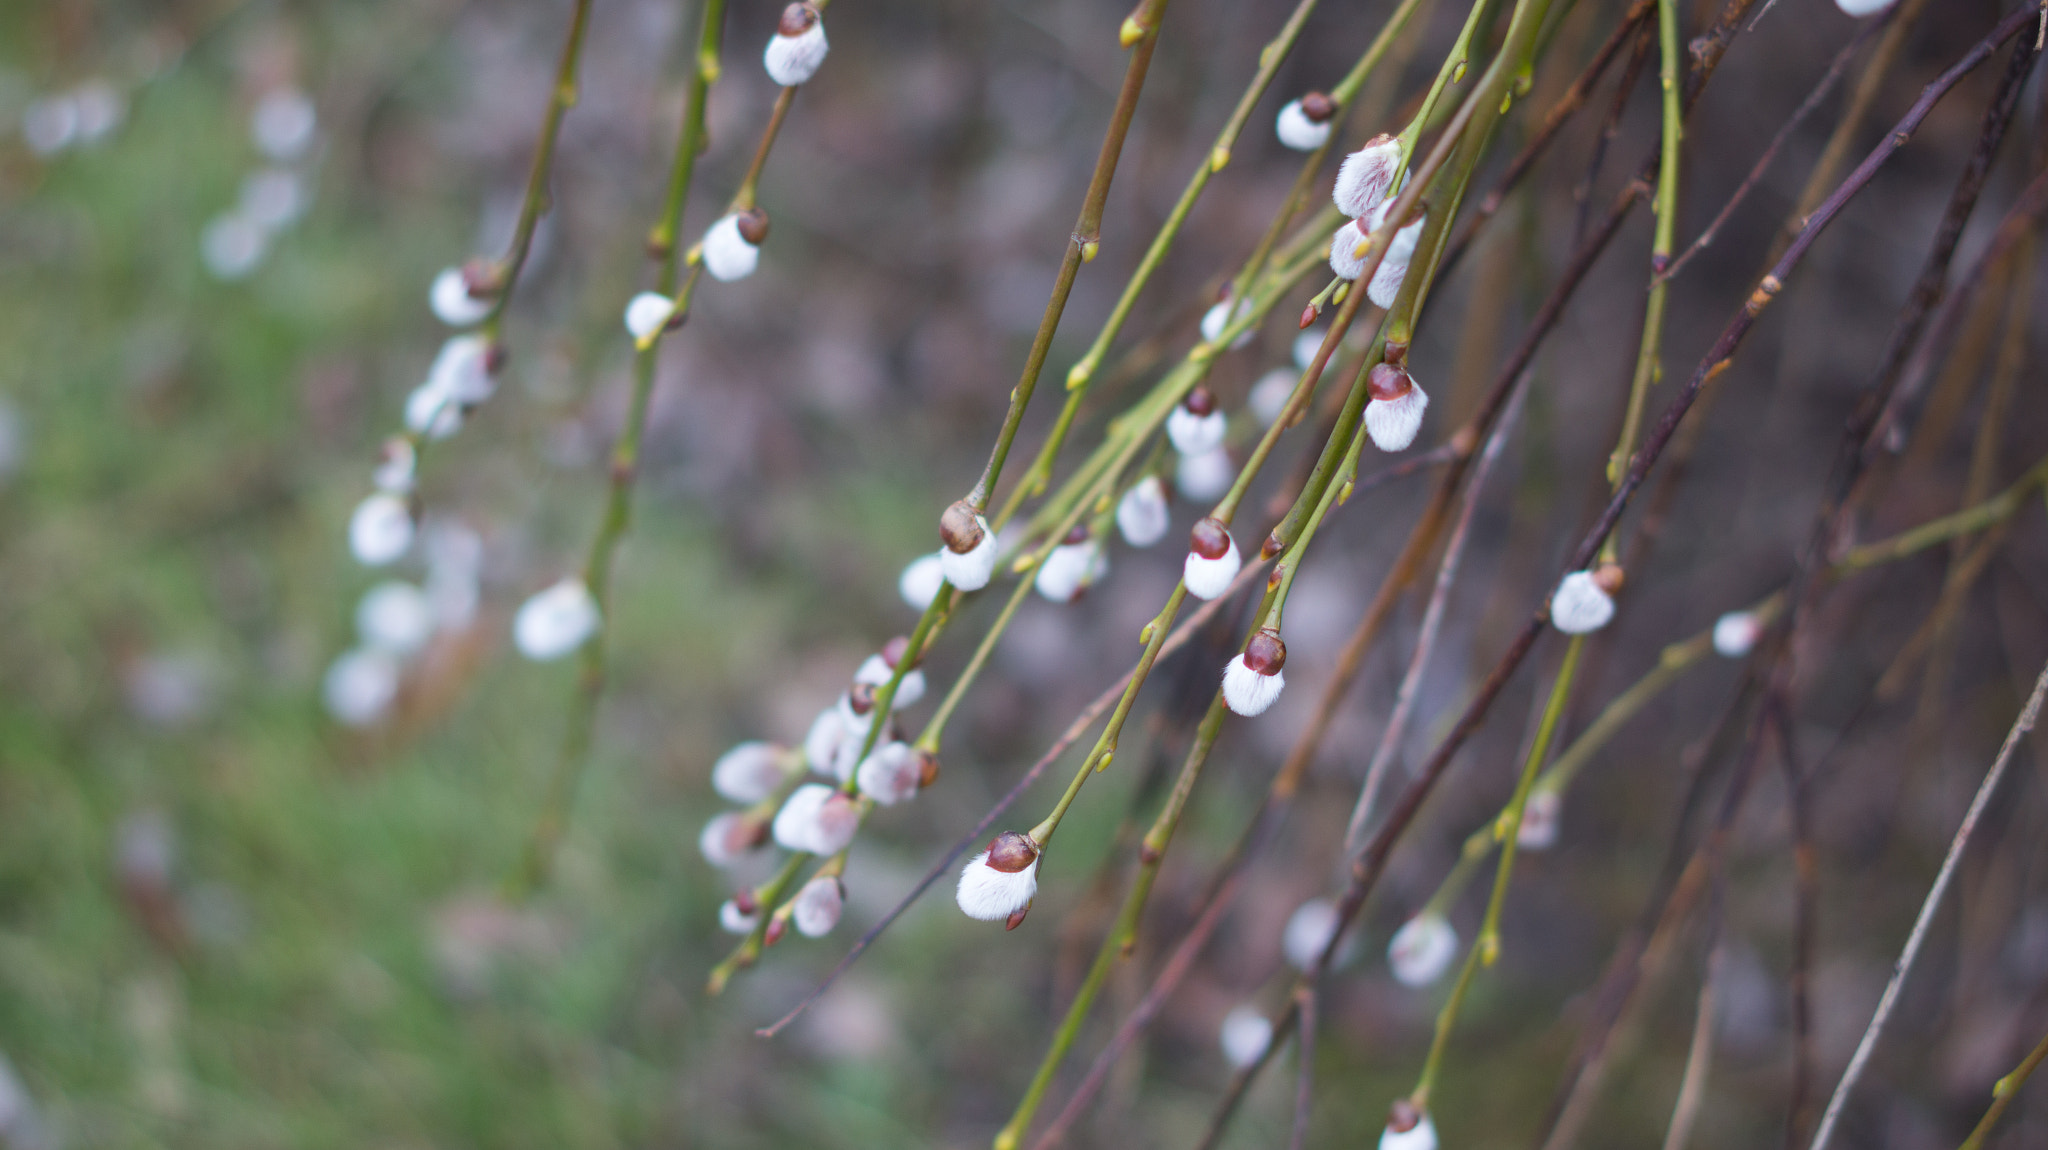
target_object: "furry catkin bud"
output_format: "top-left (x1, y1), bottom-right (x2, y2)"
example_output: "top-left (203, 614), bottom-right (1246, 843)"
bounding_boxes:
top-left (899, 551), bottom-right (946, 610)
top-left (1834, 0), bottom-right (1896, 14)
top-left (373, 437), bottom-right (417, 494)
top-left (1380, 1104), bottom-right (1437, 1150)
top-left (513, 578), bottom-right (601, 660)
top-left (1183, 518), bottom-right (1241, 601)
top-left (702, 213), bottom-right (763, 282)
top-left (1221, 628), bottom-right (1287, 716)
top-left (1167, 395), bottom-right (1228, 457)
top-left (771, 783), bottom-right (859, 855)
top-left (712, 741), bottom-right (793, 804)
top-left (1035, 533), bottom-right (1108, 603)
top-left (699, 811), bottom-right (768, 867)
top-left (1518, 788), bottom-right (1562, 849)
top-left (764, 4), bottom-right (829, 86)
top-left (624, 292), bottom-right (678, 341)
top-left (1387, 912), bottom-right (1458, 986)
top-left (356, 580), bottom-right (434, 656)
top-left (956, 831), bottom-right (1040, 921)
top-left (323, 647), bottom-right (400, 727)
top-left (1550, 569), bottom-right (1617, 634)
top-left (1333, 134), bottom-right (1401, 218)
top-left (937, 502), bottom-right (998, 591)
top-left (1362, 200), bottom-right (1426, 309)
top-left (349, 492), bottom-right (415, 567)
top-left (803, 705), bottom-right (859, 781)
top-left (1364, 364), bottom-right (1428, 452)
top-left (1218, 1005), bottom-right (1274, 1069)
top-left (430, 266), bottom-right (491, 327)
top-left (719, 898), bottom-right (758, 934)
top-left (1198, 298), bottom-right (1254, 349)
top-left (1116, 475), bottom-right (1171, 547)
top-left (1713, 609), bottom-right (1760, 658)
top-left (1247, 367), bottom-right (1297, 427)
top-left (1328, 219), bottom-right (1369, 281)
top-left (1175, 446), bottom-right (1233, 502)
top-left (792, 873), bottom-right (845, 937)
top-left (1283, 897), bottom-right (1342, 970)
top-left (1274, 92), bottom-right (1336, 151)
top-left (855, 741), bottom-right (923, 805)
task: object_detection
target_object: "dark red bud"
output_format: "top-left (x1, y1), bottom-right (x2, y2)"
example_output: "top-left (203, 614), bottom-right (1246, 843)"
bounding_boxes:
top-left (880, 635), bottom-right (912, 668)
top-left (764, 916), bottom-right (787, 947)
top-left (1381, 339), bottom-right (1408, 366)
top-left (1243, 628), bottom-right (1287, 675)
top-left (1190, 517), bottom-right (1232, 560)
top-left (734, 889), bottom-right (758, 915)
top-left (735, 206), bottom-right (770, 246)
top-left (777, 2), bottom-right (819, 37)
top-left (846, 684), bottom-right (876, 715)
top-left (939, 500), bottom-right (985, 554)
top-left (1367, 363), bottom-right (1414, 403)
top-left (484, 339), bottom-right (508, 375)
top-left (1183, 386), bottom-right (1217, 417)
top-left (1299, 303), bottom-right (1319, 329)
top-left (460, 257), bottom-right (505, 299)
top-left (1260, 532), bottom-right (1283, 560)
top-left (1300, 92), bottom-right (1337, 122)
top-left (985, 831), bottom-right (1040, 873)
top-left (1389, 1099), bottom-right (1422, 1134)
top-left (1005, 904), bottom-right (1031, 931)
top-left (1063, 524), bottom-right (1091, 545)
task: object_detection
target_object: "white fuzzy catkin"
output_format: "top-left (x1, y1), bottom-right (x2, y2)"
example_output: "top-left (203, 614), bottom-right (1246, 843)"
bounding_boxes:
top-left (1175, 446), bottom-right (1234, 502)
top-left (1333, 136), bottom-right (1402, 219)
top-left (1292, 327), bottom-right (1326, 371)
top-left (792, 874), bottom-right (845, 937)
top-left (1183, 537), bottom-right (1242, 601)
top-left (1218, 1005), bottom-right (1274, 1069)
top-left (701, 214), bottom-right (762, 282)
top-left (1274, 99), bottom-right (1332, 151)
top-left (772, 783), bottom-right (860, 855)
top-left (1035, 538), bottom-right (1107, 603)
top-left (1328, 219), bottom-right (1369, 281)
top-left (1550, 570), bottom-right (1616, 634)
top-left (719, 899), bottom-right (759, 934)
top-left (1166, 404), bottom-right (1228, 456)
top-left (428, 334), bottom-right (495, 404)
top-left (1248, 367), bottom-right (1297, 427)
top-left (403, 376), bottom-right (463, 441)
top-left (430, 267), bottom-right (490, 327)
top-left (1713, 609), bottom-right (1760, 657)
top-left (373, 438), bottom-right (416, 494)
top-left (1116, 476), bottom-right (1171, 547)
top-left (1199, 299), bottom-right (1255, 349)
top-left (1283, 897), bottom-right (1342, 970)
top-left (855, 741), bottom-right (922, 806)
top-left (803, 706), bottom-right (859, 781)
top-left (699, 811), bottom-right (761, 868)
top-left (356, 581), bottom-right (434, 656)
top-left (1387, 912), bottom-right (1458, 987)
top-left (1518, 788), bottom-right (1562, 850)
top-left (899, 551), bottom-right (946, 610)
top-left (1380, 1114), bottom-right (1438, 1150)
top-left (624, 291), bottom-right (676, 342)
top-left (323, 647), bottom-right (400, 727)
top-left (513, 578), bottom-right (600, 661)
top-left (1362, 200), bottom-right (1425, 309)
top-left (201, 212), bottom-right (266, 280)
top-left (1221, 654), bottom-right (1285, 717)
top-left (854, 654), bottom-right (927, 708)
top-left (349, 492), bottom-right (414, 566)
top-left (939, 514), bottom-right (999, 591)
top-left (764, 15), bottom-right (830, 86)
top-left (251, 88), bottom-right (317, 160)
top-left (1365, 380), bottom-right (1429, 452)
top-left (956, 850), bottom-right (1038, 921)
top-left (713, 741), bottom-right (790, 804)
top-left (1835, 0), bottom-right (1896, 15)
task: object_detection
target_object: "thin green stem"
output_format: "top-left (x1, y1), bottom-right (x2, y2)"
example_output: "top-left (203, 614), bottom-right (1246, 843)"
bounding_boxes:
top-left (1834, 454), bottom-right (2048, 571)
top-left (968, 0), bottom-right (1171, 511)
top-left (648, 0), bottom-right (731, 276)
top-left (1604, 0), bottom-right (1682, 496)
top-left (1958, 1026), bottom-right (2048, 1150)
top-left (1412, 633), bottom-right (1584, 1108)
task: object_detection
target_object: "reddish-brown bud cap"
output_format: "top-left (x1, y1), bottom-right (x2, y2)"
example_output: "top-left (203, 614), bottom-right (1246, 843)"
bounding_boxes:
top-left (1183, 386), bottom-right (1217, 417)
top-left (985, 831), bottom-right (1040, 873)
top-left (880, 635), bottom-right (912, 668)
top-left (915, 748), bottom-right (941, 788)
top-left (778, 2), bottom-right (819, 37)
top-left (1243, 628), bottom-right (1287, 675)
top-left (939, 500), bottom-right (985, 554)
top-left (1190, 517), bottom-right (1232, 560)
top-left (764, 916), bottom-right (787, 947)
top-left (734, 889), bottom-right (758, 915)
top-left (1381, 338), bottom-right (1409, 367)
top-left (1299, 303), bottom-right (1319, 329)
top-left (846, 683), bottom-right (876, 715)
top-left (735, 206), bottom-right (770, 246)
top-left (1300, 91), bottom-right (1337, 122)
top-left (1593, 562), bottom-right (1625, 595)
top-left (1388, 1099), bottom-right (1422, 1133)
top-left (484, 339), bottom-right (509, 375)
top-left (460, 257), bottom-right (505, 298)
top-left (1260, 532), bottom-right (1283, 560)
top-left (1005, 904), bottom-right (1031, 931)
top-left (1367, 363), bottom-right (1414, 403)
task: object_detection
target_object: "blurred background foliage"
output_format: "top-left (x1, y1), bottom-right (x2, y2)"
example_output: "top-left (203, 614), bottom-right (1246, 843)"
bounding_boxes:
top-left (1, 0), bottom-right (2047, 1147)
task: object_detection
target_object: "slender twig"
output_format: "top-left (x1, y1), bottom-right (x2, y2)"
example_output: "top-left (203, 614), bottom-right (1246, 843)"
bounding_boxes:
top-left (1660, 941), bottom-right (1723, 1150)
top-left (1835, 455), bottom-right (2048, 572)
top-left (1775, 698), bottom-right (1818, 1150)
top-left (1806, 663), bottom-right (2048, 1150)
top-left (1657, 18), bottom-right (1879, 284)
top-left (1289, 984), bottom-right (1318, 1150)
